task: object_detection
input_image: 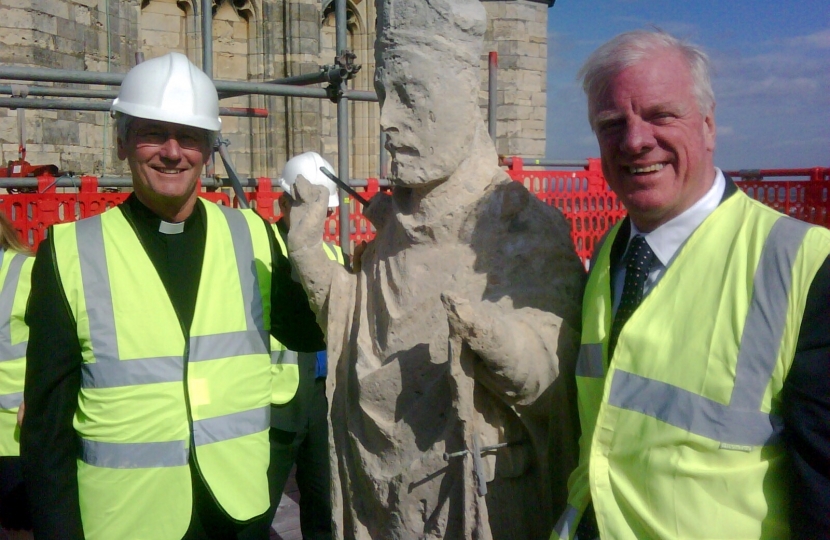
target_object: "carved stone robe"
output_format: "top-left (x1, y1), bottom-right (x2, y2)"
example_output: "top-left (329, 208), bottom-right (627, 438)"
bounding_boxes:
top-left (314, 166), bottom-right (584, 540)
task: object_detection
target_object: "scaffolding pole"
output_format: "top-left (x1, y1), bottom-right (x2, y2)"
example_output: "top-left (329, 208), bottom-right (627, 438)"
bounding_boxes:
top-left (0, 177), bottom-right (391, 189)
top-left (488, 51), bottom-right (497, 144)
top-left (0, 1), bottom-right (381, 251)
top-left (501, 157), bottom-right (590, 168)
top-left (202, 0), bottom-right (213, 78)
top-left (0, 65), bottom-right (377, 102)
top-left (335, 0), bottom-right (351, 253)
top-left (0, 98), bottom-right (269, 118)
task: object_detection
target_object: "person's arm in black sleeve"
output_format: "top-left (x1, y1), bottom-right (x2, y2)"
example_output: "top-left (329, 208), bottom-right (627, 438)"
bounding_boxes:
top-left (264, 218), bottom-right (326, 353)
top-left (785, 255), bottom-right (830, 539)
top-left (21, 236), bottom-right (85, 540)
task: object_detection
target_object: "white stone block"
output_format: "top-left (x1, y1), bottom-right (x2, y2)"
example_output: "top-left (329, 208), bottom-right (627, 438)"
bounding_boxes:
top-left (140, 12), bottom-right (183, 34)
top-left (0, 7), bottom-right (34, 30)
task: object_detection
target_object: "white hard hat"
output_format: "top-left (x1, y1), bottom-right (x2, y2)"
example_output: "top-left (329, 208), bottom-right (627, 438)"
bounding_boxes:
top-left (111, 52), bottom-right (221, 132)
top-left (278, 152), bottom-right (340, 208)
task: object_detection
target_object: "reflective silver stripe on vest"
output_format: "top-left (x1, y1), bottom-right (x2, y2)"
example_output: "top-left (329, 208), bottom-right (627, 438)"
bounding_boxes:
top-left (0, 392), bottom-right (23, 409)
top-left (575, 343), bottom-right (604, 378)
top-left (79, 438), bottom-right (189, 468)
top-left (82, 356), bottom-right (183, 388)
top-left (272, 349), bottom-right (298, 366)
top-left (75, 208), bottom-right (269, 388)
top-left (552, 504), bottom-right (579, 539)
top-left (215, 205), bottom-right (268, 350)
top-left (190, 330), bottom-right (268, 362)
top-left (608, 217), bottom-right (812, 447)
top-left (609, 371), bottom-right (783, 446)
top-left (192, 405), bottom-right (270, 447)
top-left (76, 217), bottom-right (121, 364)
top-left (76, 217), bottom-right (184, 389)
top-left (0, 252), bottom-right (28, 361)
top-left (733, 217), bottom-right (810, 410)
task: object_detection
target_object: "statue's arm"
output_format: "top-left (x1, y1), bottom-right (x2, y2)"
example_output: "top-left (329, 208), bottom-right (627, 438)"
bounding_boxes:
top-left (285, 176), bottom-right (344, 331)
top-left (442, 293), bottom-right (576, 406)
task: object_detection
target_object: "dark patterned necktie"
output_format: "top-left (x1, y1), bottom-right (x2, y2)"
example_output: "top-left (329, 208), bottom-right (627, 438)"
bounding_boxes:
top-left (608, 234), bottom-right (655, 358)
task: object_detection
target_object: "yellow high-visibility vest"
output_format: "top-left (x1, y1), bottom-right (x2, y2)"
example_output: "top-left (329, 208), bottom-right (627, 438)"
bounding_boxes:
top-left (553, 191), bottom-right (830, 540)
top-left (270, 225), bottom-right (343, 405)
top-left (52, 201), bottom-right (273, 540)
top-left (0, 249), bottom-right (33, 457)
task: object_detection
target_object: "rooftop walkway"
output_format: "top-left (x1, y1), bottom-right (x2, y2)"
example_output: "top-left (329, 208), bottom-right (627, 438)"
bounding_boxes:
top-left (269, 467), bottom-right (302, 540)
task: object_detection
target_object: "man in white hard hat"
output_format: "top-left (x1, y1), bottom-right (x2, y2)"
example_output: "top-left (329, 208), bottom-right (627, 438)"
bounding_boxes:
top-left (267, 152), bottom-right (344, 540)
top-left (21, 52), bottom-right (325, 540)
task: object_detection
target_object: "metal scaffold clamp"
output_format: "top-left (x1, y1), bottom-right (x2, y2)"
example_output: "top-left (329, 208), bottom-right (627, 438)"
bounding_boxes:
top-left (325, 50), bottom-right (361, 102)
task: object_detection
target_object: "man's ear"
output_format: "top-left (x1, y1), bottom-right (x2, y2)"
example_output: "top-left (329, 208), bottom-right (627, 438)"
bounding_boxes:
top-left (704, 105), bottom-right (716, 152)
top-left (116, 136), bottom-right (127, 160)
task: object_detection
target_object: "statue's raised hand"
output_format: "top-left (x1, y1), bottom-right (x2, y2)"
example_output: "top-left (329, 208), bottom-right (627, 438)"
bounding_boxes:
top-left (287, 174), bottom-right (329, 252)
top-left (284, 175), bottom-right (339, 316)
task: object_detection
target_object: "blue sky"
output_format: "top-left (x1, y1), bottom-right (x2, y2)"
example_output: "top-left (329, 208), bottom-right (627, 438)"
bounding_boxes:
top-left (545, 0), bottom-right (830, 170)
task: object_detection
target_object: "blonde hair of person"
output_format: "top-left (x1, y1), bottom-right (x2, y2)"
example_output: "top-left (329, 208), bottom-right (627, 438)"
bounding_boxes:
top-left (0, 212), bottom-right (32, 255)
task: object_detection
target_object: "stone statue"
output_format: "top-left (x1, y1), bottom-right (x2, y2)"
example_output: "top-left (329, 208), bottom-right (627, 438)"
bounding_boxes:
top-left (285, 0), bottom-right (585, 538)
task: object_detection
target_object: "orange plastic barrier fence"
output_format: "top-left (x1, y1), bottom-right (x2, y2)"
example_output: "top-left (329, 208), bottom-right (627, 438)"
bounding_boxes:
top-left (506, 157), bottom-right (627, 264)
top-left (244, 159), bottom-right (625, 264)
top-left (724, 168), bottom-right (830, 228)
top-left (0, 175), bottom-right (229, 249)
top-left (4, 163), bottom-right (828, 267)
top-left (507, 161), bottom-right (830, 264)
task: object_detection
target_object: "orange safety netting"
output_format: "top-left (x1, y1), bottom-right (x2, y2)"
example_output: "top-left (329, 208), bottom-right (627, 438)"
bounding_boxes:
top-left (4, 161), bottom-right (828, 267)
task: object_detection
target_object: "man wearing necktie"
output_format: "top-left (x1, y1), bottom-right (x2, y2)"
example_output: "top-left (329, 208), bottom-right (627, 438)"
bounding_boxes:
top-left (551, 30), bottom-right (830, 540)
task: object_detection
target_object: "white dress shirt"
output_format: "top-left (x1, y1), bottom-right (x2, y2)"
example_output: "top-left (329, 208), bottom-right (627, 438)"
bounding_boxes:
top-left (612, 168), bottom-right (726, 312)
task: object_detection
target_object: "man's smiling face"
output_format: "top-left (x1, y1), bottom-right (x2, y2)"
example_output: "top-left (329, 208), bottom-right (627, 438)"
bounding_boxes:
top-left (591, 48), bottom-right (717, 232)
top-left (118, 118), bottom-right (211, 219)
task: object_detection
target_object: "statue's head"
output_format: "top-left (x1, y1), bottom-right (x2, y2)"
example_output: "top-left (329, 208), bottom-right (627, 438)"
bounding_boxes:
top-left (375, 0), bottom-right (487, 187)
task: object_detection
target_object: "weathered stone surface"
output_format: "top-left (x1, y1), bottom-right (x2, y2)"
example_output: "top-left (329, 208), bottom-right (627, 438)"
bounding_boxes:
top-left (2, 0), bottom-right (548, 180)
top-left (140, 11), bottom-right (182, 33)
top-left (42, 119), bottom-right (80, 146)
top-left (30, 0), bottom-right (69, 20)
top-left (0, 7), bottom-right (35, 30)
top-left (481, 1), bottom-right (548, 160)
top-left (286, 1), bottom-right (581, 539)
top-left (0, 118), bottom-right (18, 144)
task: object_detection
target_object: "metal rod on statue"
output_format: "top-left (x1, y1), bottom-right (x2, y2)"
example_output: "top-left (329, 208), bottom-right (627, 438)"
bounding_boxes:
top-left (320, 167), bottom-right (370, 207)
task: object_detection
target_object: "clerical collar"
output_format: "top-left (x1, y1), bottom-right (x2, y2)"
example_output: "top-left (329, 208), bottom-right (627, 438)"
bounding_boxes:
top-left (125, 193), bottom-right (202, 236)
top-left (159, 220), bottom-right (186, 234)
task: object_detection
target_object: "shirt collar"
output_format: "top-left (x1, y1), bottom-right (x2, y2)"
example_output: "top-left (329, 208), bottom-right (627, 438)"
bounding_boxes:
top-left (630, 168), bottom-right (725, 266)
top-left (126, 193), bottom-right (203, 236)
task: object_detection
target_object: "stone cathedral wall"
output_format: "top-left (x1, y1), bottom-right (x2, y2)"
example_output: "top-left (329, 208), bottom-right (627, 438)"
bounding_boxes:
top-left (0, 0), bottom-right (550, 180)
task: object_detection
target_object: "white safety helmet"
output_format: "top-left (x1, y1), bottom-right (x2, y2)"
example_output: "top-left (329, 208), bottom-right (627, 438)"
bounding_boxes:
top-left (111, 52), bottom-right (221, 132)
top-left (278, 152), bottom-right (340, 208)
